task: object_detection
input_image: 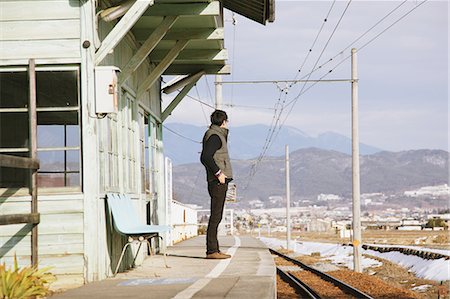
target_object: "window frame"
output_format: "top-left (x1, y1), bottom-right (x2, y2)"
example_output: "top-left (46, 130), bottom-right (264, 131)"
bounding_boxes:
top-left (0, 65), bottom-right (82, 195)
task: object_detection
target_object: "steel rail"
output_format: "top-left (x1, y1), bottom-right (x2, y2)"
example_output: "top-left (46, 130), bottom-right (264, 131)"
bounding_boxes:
top-left (277, 267), bottom-right (321, 299)
top-left (270, 248), bottom-right (374, 299)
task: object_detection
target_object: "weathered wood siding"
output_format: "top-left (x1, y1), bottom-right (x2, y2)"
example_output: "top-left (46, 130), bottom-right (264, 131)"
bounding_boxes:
top-left (0, 0), bottom-right (164, 287)
top-left (0, 194), bottom-right (84, 289)
top-left (98, 21), bottom-right (161, 116)
top-left (88, 0), bottom-right (163, 281)
top-left (0, 0), bottom-right (81, 65)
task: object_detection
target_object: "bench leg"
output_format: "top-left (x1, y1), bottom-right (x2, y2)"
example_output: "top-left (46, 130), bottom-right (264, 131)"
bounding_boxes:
top-left (158, 235), bottom-right (170, 268)
top-left (114, 242), bottom-right (131, 276)
top-left (145, 239), bottom-right (154, 256)
top-left (146, 235), bottom-right (169, 268)
top-left (131, 241), bottom-right (143, 268)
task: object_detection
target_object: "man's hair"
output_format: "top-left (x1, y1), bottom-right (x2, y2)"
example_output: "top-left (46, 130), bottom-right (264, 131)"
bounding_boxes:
top-left (210, 110), bottom-right (228, 126)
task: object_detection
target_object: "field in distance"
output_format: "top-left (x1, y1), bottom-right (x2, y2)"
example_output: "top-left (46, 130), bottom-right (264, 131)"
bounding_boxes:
top-left (244, 230), bottom-right (449, 250)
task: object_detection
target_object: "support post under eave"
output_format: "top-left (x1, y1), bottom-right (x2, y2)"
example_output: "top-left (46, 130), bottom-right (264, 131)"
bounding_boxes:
top-left (95, 0), bottom-right (153, 65)
top-left (28, 59), bottom-right (38, 267)
top-left (137, 39), bottom-right (189, 99)
top-left (161, 78), bottom-right (200, 122)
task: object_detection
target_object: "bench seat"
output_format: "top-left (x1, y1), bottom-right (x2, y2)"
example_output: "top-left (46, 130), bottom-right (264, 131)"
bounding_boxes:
top-left (106, 193), bottom-right (171, 275)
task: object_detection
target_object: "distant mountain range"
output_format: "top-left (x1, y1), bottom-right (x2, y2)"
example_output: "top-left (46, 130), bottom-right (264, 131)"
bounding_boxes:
top-left (171, 148), bottom-right (449, 208)
top-left (163, 123), bottom-right (382, 165)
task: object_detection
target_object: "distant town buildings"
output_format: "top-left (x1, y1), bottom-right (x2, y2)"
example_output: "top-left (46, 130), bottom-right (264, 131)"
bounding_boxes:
top-left (404, 184), bottom-right (450, 198)
top-left (317, 194), bottom-right (341, 201)
top-left (199, 184), bottom-right (449, 237)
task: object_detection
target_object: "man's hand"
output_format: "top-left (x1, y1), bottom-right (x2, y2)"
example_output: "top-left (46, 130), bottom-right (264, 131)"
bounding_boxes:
top-left (218, 172), bottom-right (227, 184)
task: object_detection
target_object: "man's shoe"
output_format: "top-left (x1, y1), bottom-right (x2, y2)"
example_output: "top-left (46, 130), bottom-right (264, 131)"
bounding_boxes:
top-left (206, 252), bottom-right (230, 259)
top-left (218, 251), bottom-right (231, 258)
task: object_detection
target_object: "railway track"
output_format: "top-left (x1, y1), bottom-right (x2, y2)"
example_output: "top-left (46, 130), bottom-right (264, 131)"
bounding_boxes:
top-left (271, 248), bottom-right (374, 299)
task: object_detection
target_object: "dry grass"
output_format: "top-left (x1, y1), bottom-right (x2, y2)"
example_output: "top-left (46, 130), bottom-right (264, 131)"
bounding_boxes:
top-left (259, 230), bottom-right (450, 249)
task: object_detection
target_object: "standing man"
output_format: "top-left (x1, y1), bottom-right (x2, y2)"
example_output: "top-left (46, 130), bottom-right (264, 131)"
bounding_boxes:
top-left (200, 110), bottom-right (233, 259)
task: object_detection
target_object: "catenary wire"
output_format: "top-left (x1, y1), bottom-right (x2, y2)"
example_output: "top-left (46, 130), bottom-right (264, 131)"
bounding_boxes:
top-left (230, 12), bottom-right (237, 106)
top-left (204, 76), bottom-right (215, 106)
top-left (195, 84), bottom-right (211, 125)
top-left (241, 0), bottom-right (353, 192)
top-left (163, 124), bottom-right (201, 144)
top-left (294, 0), bottom-right (336, 80)
top-left (267, 0), bottom-right (429, 159)
top-left (284, 0), bottom-right (409, 107)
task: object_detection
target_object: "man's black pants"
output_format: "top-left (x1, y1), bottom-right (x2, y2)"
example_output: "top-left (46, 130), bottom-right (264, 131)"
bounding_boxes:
top-left (206, 181), bottom-right (228, 254)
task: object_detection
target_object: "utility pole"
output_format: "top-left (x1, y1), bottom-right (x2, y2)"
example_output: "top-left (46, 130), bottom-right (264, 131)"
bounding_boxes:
top-left (351, 48), bottom-right (362, 273)
top-left (285, 145), bottom-right (291, 251)
top-left (215, 75), bottom-right (222, 110)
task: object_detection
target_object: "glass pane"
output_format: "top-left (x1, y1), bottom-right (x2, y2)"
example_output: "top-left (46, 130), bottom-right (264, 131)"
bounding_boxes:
top-left (38, 125), bottom-right (64, 148)
top-left (0, 72), bottom-right (28, 108)
top-left (38, 111), bottom-right (78, 126)
top-left (144, 116), bottom-right (149, 147)
top-left (37, 124), bottom-right (80, 148)
top-left (145, 146), bottom-right (149, 190)
top-left (37, 150), bottom-right (80, 187)
top-left (0, 112), bottom-right (29, 148)
top-left (37, 150), bottom-right (80, 172)
top-left (37, 173), bottom-right (65, 188)
top-left (67, 150), bottom-right (80, 172)
top-left (38, 151), bottom-right (64, 171)
top-left (67, 173), bottom-right (80, 187)
top-left (66, 125), bottom-right (80, 147)
top-left (0, 152), bottom-right (29, 188)
top-left (36, 71), bottom-right (78, 107)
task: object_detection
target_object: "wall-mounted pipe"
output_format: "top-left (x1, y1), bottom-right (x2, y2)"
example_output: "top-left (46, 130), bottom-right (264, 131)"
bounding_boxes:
top-left (100, 0), bottom-right (136, 22)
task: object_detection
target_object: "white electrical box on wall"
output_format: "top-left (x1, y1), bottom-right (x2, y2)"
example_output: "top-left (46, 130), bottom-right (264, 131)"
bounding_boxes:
top-left (94, 66), bottom-right (120, 115)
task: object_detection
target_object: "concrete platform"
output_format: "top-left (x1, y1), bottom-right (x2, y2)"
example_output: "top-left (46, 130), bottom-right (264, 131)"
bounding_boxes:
top-left (53, 235), bottom-right (276, 299)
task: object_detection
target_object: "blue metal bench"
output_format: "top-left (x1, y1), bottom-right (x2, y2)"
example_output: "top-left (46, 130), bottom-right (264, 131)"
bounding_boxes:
top-left (106, 193), bottom-right (171, 276)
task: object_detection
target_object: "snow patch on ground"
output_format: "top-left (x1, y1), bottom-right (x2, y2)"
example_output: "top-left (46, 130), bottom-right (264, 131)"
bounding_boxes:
top-left (260, 237), bottom-right (450, 281)
top-left (261, 237), bottom-right (381, 270)
top-left (411, 284), bottom-right (432, 292)
top-left (366, 249), bottom-right (450, 281)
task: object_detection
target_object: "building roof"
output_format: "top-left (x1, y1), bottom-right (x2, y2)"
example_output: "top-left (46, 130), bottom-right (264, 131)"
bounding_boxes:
top-left (130, 0), bottom-right (275, 76)
top-left (221, 0), bottom-right (275, 25)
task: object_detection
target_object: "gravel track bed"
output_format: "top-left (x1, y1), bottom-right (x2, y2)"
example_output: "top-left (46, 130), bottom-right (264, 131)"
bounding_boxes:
top-left (327, 269), bottom-right (419, 299)
top-left (276, 274), bottom-right (303, 299)
top-left (275, 255), bottom-right (354, 298)
top-left (274, 252), bottom-right (430, 299)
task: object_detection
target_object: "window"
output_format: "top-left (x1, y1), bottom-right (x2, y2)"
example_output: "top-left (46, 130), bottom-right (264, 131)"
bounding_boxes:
top-left (99, 91), bottom-right (138, 193)
top-left (139, 110), bottom-right (149, 193)
top-left (0, 68), bottom-right (81, 190)
top-left (0, 71), bottom-right (29, 188)
top-left (149, 119), bottom-right (158, 199)
top-left (99, 112), bottom-right (119, 192)
top-left (121, 94), bottom-right (137, 193)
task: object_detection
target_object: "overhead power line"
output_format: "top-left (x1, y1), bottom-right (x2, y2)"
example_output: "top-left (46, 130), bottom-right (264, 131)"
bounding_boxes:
top-left (294, 0), bottom-right (337, 79)
top-left (285, 0), bottom-right (428, 110)
top-left (224, 103), bottom-right (276, 110)
top-left (219, 79), bottom-right (353, 84)
top-left (241, 0), bottom-right (347, 194)
top-left (163, 124), bottom-right (201, 144)
top-left (269, 0), bottom-right (429, 156)
top-left (274, 0), bottom-right (409, 108)
top-left (194, 84), bottom-right (210, 125)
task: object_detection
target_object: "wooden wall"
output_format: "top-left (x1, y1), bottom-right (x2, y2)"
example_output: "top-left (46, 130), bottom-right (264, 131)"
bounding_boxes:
top-left (0, 0), bottom-right (164, 288)
top-left (0, 0), bottom-right (81, 65)
top-left (0, 0), bottom-right (84, 289)
top-left (0, 194), bottom-right (85, 289)
top-left (89, 0), bottom-right (163, 281)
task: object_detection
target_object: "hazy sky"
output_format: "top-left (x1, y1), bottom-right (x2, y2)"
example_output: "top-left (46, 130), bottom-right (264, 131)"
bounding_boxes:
top-left (163, 0), bottom-right (448, 152)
